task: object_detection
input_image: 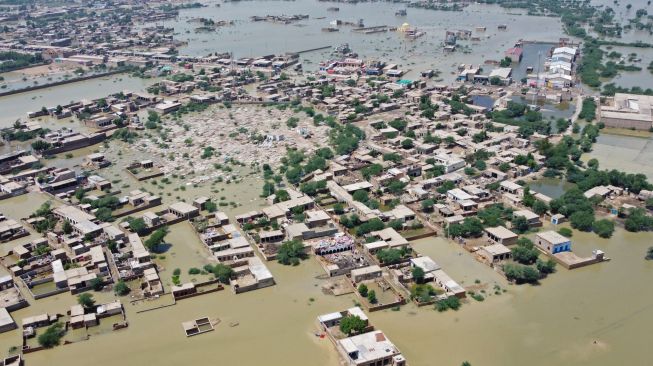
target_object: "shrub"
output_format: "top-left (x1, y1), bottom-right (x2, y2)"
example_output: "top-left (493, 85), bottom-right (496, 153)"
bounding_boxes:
top-left (114, 280), bottom-right (130, 296)
top-left (37, 323), bottom-right (65, 348)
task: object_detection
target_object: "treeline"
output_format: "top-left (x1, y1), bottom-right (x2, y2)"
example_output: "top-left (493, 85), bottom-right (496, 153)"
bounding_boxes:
top-left (260, 146), bottom-right (334, 198)
top-left (578, 98), bottom-right (596, 122)
top-left (0, 51), bottom-right (43, 73)
top-left (490, 101), bottom-right (549, 137)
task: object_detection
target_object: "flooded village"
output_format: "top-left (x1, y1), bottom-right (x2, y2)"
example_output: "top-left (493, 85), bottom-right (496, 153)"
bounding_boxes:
top-left (1, 0), bottom-right (653, 366)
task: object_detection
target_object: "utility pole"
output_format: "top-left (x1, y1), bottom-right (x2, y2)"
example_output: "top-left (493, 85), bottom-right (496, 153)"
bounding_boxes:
top-left (533, 50), bottom-right (542, 105)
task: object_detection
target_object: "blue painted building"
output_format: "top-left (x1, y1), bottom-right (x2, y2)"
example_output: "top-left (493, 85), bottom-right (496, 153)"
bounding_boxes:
top-left (536, 231), bottom-right (571, 254)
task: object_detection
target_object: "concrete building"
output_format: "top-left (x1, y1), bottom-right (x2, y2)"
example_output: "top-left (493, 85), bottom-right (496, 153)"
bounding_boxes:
top-left (432, 154), bottom-right (465, 173)
top-left (600, 93), bottom-right (653, 130)
top-left (0, 308), bottom-right (16, 333)
top-left (489, 67), bottom-right (512, 85)
top-left (168, 202), bottom-right (200, 219)
top-left (479, 243), bottom-right (512, 263)
top-left (350, 265), bottom-right (382, 283)
top-left (504, 48), bottom-right (523, 63)
top-left (317, 306), bottom-right (368, 329)
top-left (513, 209), bottom-right (542, 227)
top-left (336, 330), bottom-right (406, 366)
top-left (484, 226), bottom-right (518, 245)
top-left (536, 231), bottom-right (571, 254)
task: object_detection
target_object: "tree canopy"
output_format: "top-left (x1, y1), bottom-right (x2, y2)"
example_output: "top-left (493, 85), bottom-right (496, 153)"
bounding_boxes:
top-left (339, 315), bottom-right (367, 336)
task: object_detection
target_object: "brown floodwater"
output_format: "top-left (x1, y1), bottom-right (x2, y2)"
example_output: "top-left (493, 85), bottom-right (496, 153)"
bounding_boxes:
top-left (1, 115), bottom-right (652, 366)
top-left (583, 132), bottom-right (653, 181)
top-left (1, 180), bottom-right (652, 366)
top-left (1, 106), bottom-right (651, 366)
top-left (0, 0), bottom-right (652, 359)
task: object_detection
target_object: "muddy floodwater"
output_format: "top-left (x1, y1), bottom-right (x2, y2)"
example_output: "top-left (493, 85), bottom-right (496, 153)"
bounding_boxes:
top-left (583, 132), bottom-right (653, 181)
top-left (0, 75), bottom-right (156, 128)
top-left (0, 214), bottom-right (651, 366)
top-left (0, 0), bottom-right (652, 365)
top-left (154, 0), bottom-right (565, 82)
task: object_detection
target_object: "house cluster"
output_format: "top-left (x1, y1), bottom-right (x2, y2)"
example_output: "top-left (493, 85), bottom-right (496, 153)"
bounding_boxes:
top-left (318, 58), bottom-right (404, 78)
top-left (114, 234), bottom-right (162, 297)
top-left (0, 213), bottom-right (28, 243)
top-left (528, 45), bottom-right (579, 89)
top-left (0, 150), bottom-right (39, 176)
top-left (456, 64), bottom-right (513, 86)
top-left (393, 255), bottom-right (466, 301)
top-left (317, 307), bottom-right (407, 366)
top-left (0, 1), bottom-right (191, 69)
top-left (157, 198), bottom-right (278, 295)
top-left (16, 298), bottom-right (126, 350)
top-left (10, 205), bottom-right (119, 295)
top-left (0, 276), bottom-right (29, 334)
top-left (26, 91), bottom-right (160, 129)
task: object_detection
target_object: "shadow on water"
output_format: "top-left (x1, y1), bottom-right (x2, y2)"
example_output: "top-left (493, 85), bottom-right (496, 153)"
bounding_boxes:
top-left (152, 243), bottom-right (173, 254)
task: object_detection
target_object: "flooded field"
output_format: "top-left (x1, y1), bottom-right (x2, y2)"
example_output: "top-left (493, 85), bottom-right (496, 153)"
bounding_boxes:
top-left (529, 177), bottom-right (577, 199)
top-left (156, 1), bottom-right (565, 80)
top-left (375, 228), bottom-right (653, 366)
top-left (603, 46), bottom-right (653, 90)
top-left (0, 1), bottom-right (652, 365)
top-left (0, 225), bottom-right (649, 366)
top-left (583, 132), bottom-right (653, 180)
top-left (0, 74), bottom-right (156, 128)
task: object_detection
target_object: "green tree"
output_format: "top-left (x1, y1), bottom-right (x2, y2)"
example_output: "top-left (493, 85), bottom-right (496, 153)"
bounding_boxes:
top-left (37, 322), bottom-right (65, 348)
top-left (592, 219), bottom-right (615, 238)
top-left (376, 248), bottom-right (407, 264)
top-left (114, 280), bottom-right (130, 296)
top-left (74, 187), bottom-right (85, 201)
top-left (357, 283), bottom-right (368, 297)
top-left (361, 164), bottom-right (383, 180)
top-left (367, 290), bottom-right (377, 304)
top-left (339, 315), bottom-right (367, 335)
top-left (204, 201), bottom-right (217, 213)
top-left (532, 200), bottom-right (548, 216)
top-left (511, 238), bottom-right (539, 265)
top-left (624, 208), bottom-right (653, 232)
top-left (77, 293), bottom-right (96, 309)
top-left (95, 207), bottom-right (113, 222)
top-left (352, 190), bottom-right (369, 203)
top-left (421, 199), bottom-right (435, 212)
top-left (275, 189), bottom-right (290, 203)
top-left (277, 240), bottom-right (307, 266)
top-left (211, 264), bottom-right (234, 284)
top-left (503, 263), bottom-right (539, 284)
top-left (31, 140), bottom-right (52, 151)
top-left (570, 211), bottom-right (595, 231)
top-left (557, 227), bottom-right (573, 237)
top-left (536, 258), bottom-right (556, 274)
top-left (90, 277), bottom-right (103, 291)
top-left (124, 217), bottom-right (147, 235)
top-left (587, 158), bottom-right (599, 169)
top-left (383, 153), bottom-right (402, 163)
top-left (144, 227), bottom-right (169, 252)
top-left (412, 266), bottom-right (425, 284)
top-left (435, 296), bottom-right (461, 312)
top-left (261, 181), bottom-right (276, 197)
top-left (62, 220), bottom-right (73, 235)
top-left (511, 215), bottom-right (530, 233)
